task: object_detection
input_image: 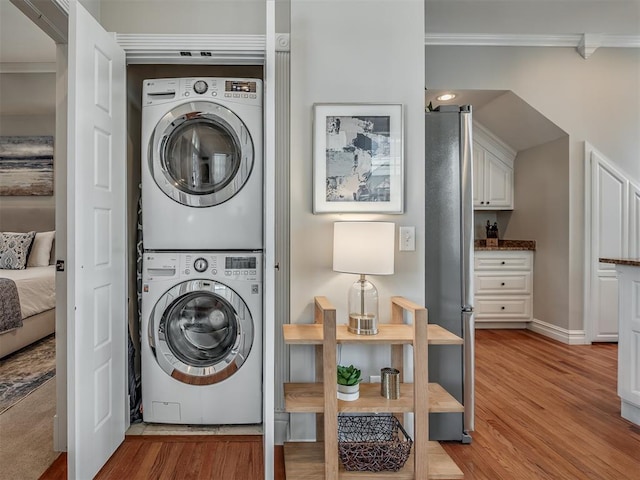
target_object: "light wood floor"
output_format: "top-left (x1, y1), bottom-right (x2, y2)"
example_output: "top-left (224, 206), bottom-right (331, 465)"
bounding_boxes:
top-left (40, 330), bottom-right (640, 479)
top-left (443, 329), bottom-right (640, 479)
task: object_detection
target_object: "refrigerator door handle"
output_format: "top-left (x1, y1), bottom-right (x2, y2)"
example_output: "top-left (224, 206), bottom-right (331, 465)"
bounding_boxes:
top-left (460, 110), bottom-right (474, 310)
top-left (463, 309), bottom-right (475, 435)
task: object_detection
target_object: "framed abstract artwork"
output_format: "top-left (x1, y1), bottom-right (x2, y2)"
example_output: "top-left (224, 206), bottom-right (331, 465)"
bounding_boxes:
top-left (312, 103), bottom-right (403, 214)
top-left (0, 136), bottom-right (54, 196)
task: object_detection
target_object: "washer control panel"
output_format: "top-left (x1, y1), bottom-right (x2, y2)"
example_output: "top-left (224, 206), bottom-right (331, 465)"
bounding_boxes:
top-left (181, 252), bottom-right (262, 282)
top-left (182, 78), bottom-right (260, 100)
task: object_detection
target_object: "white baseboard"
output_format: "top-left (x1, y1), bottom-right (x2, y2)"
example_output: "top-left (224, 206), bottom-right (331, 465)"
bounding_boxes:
top-left (274, 411), bottom-right (289, 445)
top-left (475, 322), bottom-right (528, 329)
top-left (53, 413), bottom-right (67, 452)
top-left (621, 400), bottom-right (640, 426)
top-left (528, 318), bottom-right (587, 345)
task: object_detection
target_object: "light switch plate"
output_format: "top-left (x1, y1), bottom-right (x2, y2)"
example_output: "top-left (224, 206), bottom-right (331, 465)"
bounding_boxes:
top-left (399, 226), bottom-right (415, 251)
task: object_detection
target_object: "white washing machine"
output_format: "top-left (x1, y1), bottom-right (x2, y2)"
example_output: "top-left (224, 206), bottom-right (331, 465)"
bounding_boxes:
top-left (141, 77), bottom-right (263, 250)
top-left (141, 251), bottom-right (262, 424)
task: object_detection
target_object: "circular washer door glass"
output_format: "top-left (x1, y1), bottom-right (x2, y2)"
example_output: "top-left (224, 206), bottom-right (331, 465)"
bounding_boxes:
top-left (150, 101), bottom-right (254, 207)
top-left (163, 291), bottom-right (238, 367)
top-left (150, 280), bottom-right (254, 385)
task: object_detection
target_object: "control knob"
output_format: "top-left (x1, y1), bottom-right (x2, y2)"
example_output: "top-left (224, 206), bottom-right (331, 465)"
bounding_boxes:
top-left (194, 258), bottom-right (208, 272)
top-left (193, 80), bottom-right (208, 94)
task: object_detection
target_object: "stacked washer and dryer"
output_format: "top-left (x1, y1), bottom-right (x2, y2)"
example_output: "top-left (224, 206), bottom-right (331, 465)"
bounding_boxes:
top-left (140, 77), bottom-right (263, 425)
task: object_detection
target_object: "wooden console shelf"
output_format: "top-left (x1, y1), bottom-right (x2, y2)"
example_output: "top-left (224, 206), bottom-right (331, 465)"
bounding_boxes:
top-left (283, 323), bottom-right (464, 345)
top-left (283, 441), bottom-right (464, 480)
top-left (282, 296), bottom-right (464, 479)
top-left (284, 382), bottom-right (464, 414)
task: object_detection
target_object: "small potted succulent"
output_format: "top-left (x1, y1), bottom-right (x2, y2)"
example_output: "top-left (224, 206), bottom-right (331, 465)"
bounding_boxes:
top-left (337, 364), bottom-right (362, 401)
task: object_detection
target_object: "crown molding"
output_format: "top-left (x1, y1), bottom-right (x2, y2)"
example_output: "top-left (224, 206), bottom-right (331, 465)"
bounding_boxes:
top-left (425, 33), bottom-right (581, 47)
top-left (425, 33), bottom-right (640, 58)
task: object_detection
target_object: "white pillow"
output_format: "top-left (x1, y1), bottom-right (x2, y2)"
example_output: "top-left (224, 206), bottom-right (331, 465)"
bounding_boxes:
top-left (27, 231), bottom-right (56, 267)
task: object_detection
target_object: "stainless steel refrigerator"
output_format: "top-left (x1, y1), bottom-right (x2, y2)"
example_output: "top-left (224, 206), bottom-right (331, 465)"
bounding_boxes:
top-left (425, 105), bottom-right (475, 443)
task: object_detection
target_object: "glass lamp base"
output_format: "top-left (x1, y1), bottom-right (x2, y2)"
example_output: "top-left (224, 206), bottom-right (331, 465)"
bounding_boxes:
top-left (348, 313), bottom-right (378, 335)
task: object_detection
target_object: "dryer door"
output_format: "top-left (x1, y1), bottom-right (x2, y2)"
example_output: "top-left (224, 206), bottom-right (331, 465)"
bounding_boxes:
top-left (149, 101), bottom-right (254, 207)
top-left (149, 279), bottom-right (254, 385)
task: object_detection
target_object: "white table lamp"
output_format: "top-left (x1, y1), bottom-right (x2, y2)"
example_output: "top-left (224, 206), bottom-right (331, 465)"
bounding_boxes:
top-left (333, 222), bottom-right (395, 335)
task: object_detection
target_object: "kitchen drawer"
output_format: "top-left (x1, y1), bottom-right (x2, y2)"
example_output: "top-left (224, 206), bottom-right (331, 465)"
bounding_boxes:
top-left (475, 272), bottom-right (532, 295)
top-left (474, 251), bottom-right (533, 271)
top-left (475, 295), bottom-right (532, 319)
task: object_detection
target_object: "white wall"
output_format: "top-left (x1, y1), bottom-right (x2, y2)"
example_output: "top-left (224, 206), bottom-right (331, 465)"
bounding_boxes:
top-left (426, 45), bottom-right (639, 332)
top-left (99, 0), bottom-right (266, 33)
top-left (0, 72), bottom-right (56, 210)
top-left (503, 136), bottom-right (571, 330)
top-left (426, 47), bottom-right (640, 183)
top-left (0, 72), bottom-right (56, 116)
top-left (425, 0), bottom-right (640, 35)
top-left (289, 0), bottom-right (424, 440)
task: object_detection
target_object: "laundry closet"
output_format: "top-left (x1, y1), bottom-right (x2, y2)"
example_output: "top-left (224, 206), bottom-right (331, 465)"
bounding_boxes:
top-left (123, 65), bottom-right (266, 425)
top-left (56, 2), bottom-right (284, 477)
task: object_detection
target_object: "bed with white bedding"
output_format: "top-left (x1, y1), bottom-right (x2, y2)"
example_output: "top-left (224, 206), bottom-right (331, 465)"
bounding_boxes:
top-left (0, 266), bottom-right (56, 358)
top-left (0, 205), bottom-right (56, 358)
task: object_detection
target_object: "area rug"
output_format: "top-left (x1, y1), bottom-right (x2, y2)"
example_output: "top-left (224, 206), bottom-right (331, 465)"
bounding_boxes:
top-left (0, 334), bottom-right (55, 414)
top-left (0, 376), bottom-right (58, 480)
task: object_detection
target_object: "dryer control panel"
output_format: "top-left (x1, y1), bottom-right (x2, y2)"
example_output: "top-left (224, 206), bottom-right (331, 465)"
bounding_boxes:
top-left (142, 77), bottom-right (263, 107)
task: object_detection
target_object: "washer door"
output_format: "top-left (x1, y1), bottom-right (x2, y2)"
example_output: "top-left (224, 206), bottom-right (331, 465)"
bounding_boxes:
top-left (149, 280), bottom-right (254, 385)
top-left (149, 101), bottom-right (254, 207)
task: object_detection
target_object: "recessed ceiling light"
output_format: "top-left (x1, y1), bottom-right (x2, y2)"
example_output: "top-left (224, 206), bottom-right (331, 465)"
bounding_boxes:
top-left (436, 93), bottom-right (456, 101)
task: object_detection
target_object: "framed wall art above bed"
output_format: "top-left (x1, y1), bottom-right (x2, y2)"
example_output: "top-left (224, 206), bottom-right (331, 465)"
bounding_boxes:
top-left (0, 136), bottom-right (54, 196)
top-left (312, 103), bottom-right (404, 214)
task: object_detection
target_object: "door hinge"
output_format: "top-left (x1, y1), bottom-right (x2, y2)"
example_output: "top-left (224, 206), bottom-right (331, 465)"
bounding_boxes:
top-left (56, 260), bottom-right (65, 272)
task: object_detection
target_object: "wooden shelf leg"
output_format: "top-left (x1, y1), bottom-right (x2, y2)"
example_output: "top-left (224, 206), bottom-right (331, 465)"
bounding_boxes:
top-left (413, 306), bottom-right (429, 478)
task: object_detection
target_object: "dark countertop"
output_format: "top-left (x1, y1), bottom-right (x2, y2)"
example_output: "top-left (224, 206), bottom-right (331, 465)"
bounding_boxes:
top-left (599, 257), bottom-right (640, 267)
top-left (475, 239), bottom-right (536, 251)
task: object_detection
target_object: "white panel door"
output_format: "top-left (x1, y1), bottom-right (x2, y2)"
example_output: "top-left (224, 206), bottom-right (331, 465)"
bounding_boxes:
top-left (590, 149), bottom-right (628, 342)
top-left (67, 1), bottom-right (127, 478)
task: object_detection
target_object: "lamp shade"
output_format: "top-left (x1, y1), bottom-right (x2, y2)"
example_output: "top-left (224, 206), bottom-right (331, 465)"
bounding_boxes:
top-left (333, 222), bottom-right (395, 275)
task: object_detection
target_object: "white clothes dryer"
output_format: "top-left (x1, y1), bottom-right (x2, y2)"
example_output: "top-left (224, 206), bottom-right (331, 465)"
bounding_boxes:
top-left (141, 77), bottom-right (263, 250)
top-left (141, 251), bottom-right (262, 425)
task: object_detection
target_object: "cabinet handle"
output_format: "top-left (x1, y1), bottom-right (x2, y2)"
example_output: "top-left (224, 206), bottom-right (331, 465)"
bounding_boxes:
top-left (481, 201), bottom-right (485, 204)
top-left (487, 201), bottom-right (490, 204)
top-left (501, 306), bottom-right (505, 310)
top-left (501, 282), bottom-right (505, 286)
top-left (501, 261), bottom-right (506, 265)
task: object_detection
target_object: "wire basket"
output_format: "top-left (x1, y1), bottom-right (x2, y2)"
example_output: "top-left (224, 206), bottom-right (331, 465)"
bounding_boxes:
top-left (337, 414), bottom-right (413, 472)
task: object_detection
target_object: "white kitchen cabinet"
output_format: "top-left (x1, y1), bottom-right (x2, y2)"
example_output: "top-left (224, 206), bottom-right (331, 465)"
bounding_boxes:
top-left (614, 263), bottom-right (640, 426)
top-left (473, 123), bottom-right (516, 210)
top-left (474, 250), bottom-right (534, 327)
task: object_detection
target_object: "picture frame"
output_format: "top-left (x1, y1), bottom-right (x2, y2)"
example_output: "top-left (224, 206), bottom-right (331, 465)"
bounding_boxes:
top-left (313, 103), bottom-right (403, 214)
top-left (0, 136), bottom-right (54, 196)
